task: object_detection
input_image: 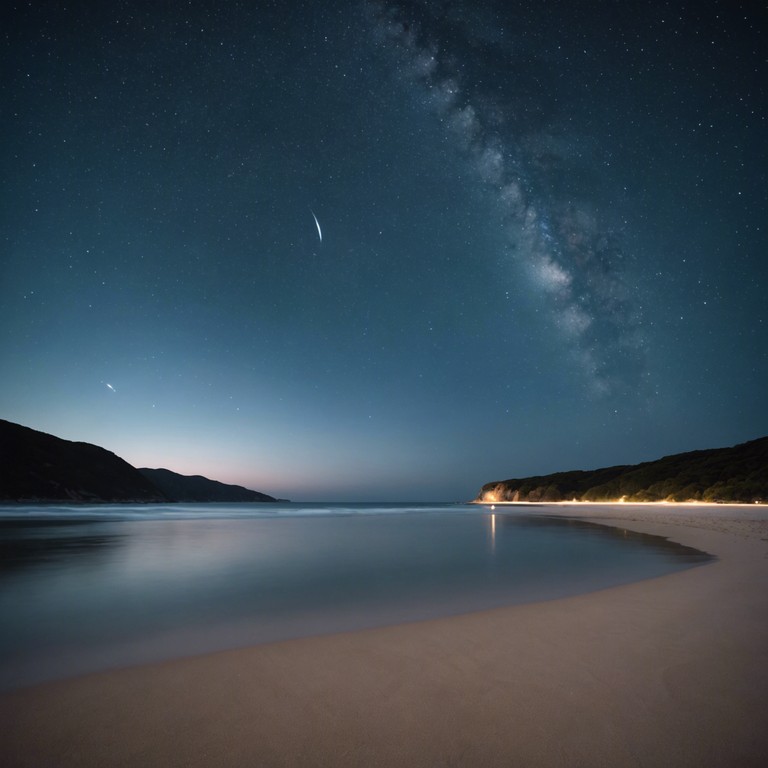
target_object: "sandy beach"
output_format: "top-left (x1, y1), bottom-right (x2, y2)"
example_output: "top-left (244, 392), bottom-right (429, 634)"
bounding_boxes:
top-left (1, 504), bottom-right (767, 767)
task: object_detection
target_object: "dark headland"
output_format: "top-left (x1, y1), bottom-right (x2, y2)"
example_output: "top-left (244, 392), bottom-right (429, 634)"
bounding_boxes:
top-left (0, 419), bottom-right (277, 503)
top-left (138, 467), bottom-right (276, 503)
top-left (476, 436), bottom-right (768, 504)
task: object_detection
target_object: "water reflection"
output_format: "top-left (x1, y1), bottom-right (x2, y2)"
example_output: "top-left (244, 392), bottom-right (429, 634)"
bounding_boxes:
top-left (488, 512), bottom-right (496, 553)
top-left (0, 519), bottom-right (125, 574)
top-left (0, 508), bottom-right (713, 691)
top-left (484, 512), bottom-right (712, 563)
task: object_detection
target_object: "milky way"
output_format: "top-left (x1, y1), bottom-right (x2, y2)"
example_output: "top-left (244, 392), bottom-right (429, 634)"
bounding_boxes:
top-left (366, 0), bottom-right (646, 396)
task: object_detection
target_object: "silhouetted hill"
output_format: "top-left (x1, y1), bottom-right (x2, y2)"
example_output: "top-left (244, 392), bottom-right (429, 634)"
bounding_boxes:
top-left (476, 437), bottom-right (768, 504)
top-left (0, 419), bottom-right (168, 502)
top-left (0, 419), bottom-right (278, 503)
top-left (139, 468), bottom-right (277, 502)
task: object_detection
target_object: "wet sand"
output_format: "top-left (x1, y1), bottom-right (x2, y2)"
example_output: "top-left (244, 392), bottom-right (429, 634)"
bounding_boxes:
top-left (1, 504), bottom-right (767, 767)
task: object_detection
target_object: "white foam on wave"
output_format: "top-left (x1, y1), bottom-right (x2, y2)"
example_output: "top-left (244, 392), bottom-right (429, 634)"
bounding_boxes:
top-left (0, 502), bottom-right (474, 520)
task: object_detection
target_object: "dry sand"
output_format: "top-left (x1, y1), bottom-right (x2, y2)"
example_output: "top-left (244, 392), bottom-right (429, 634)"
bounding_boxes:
top-left (1, 504), bottom-right (767, 767)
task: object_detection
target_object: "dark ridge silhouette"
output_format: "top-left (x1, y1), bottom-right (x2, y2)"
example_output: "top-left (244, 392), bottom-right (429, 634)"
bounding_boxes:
top-left (0, 419), bottom-right (168, 502)
top-left (139, 468), bottom-right (276, 502)
top-left (0, 419), bottom-right (277, 503)
top-left (476, 436), bottom-right (768, 504)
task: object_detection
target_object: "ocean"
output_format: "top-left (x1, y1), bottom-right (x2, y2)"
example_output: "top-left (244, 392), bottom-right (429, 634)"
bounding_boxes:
top-left (0, 502), bottom-right (711, 690)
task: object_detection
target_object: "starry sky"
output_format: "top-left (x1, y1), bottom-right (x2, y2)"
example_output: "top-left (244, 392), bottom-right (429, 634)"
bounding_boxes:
top-left (1, 0), bottom-right (766, 501)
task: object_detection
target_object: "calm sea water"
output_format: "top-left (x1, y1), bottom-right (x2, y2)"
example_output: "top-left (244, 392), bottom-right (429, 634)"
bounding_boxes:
top-left (0, 503), bottom-right (712, 691)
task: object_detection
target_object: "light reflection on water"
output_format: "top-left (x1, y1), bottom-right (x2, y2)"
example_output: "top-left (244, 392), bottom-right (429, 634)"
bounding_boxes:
top-left (0, 504), bottom-right (712, 691)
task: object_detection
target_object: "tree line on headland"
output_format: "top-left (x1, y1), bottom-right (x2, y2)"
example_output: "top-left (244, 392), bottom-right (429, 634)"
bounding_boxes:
top-left (476, 436), bottom-right (767, 504)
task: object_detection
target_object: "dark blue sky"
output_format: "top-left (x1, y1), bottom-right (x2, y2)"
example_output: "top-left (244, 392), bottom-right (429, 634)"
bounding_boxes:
top-left (2, 1), bottom-right (766, 500)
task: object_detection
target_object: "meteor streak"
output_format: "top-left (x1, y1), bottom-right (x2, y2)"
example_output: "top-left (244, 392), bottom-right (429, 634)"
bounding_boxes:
top-left (310, 209), bottom-right (322, 243)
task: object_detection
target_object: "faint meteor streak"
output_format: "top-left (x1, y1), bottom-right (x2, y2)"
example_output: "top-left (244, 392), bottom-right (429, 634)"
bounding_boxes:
top-left (310, 209), bottom-right (322, 243)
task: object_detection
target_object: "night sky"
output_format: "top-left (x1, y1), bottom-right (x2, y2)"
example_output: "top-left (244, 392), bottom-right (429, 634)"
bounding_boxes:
top-left (2, 1), bottom-right (766, 501)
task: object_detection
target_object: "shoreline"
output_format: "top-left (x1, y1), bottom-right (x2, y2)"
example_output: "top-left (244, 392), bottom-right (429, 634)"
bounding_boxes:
top-left (473, 499), bottom-right (767, 506)
top-left (1, 505), bottom-right (767, 767)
